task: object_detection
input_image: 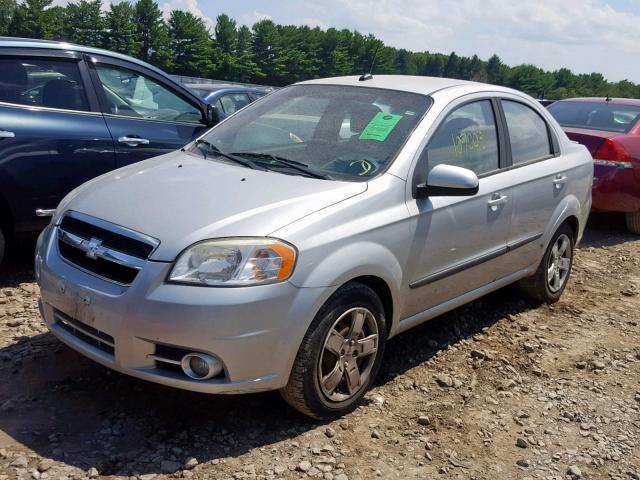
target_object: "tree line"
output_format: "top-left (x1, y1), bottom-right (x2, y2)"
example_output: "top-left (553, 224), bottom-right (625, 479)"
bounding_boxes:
top-left (1, 0), bottom-right (639, 99)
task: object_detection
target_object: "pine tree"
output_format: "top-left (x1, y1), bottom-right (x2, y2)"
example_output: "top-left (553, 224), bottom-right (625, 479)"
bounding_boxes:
top-left (9, 0), bottom-right (52, 39)
top-left (251, 19), bottom-right (287, 85)
top-left (65, 0), bottom-right (104, 47)
top-left (486, 54), bottom-right (504, 84)
top-left (134, 0), bottom-right (171, 69)
top-left (0, 0), bottom-right (17, 36)
top-left (104, 1), bottom-right (138, 56)
top-left (167, 10), bottom-right (214, 76)
top-left (213, 14), bottom-right (237, 80)
top-left (233, 25), bottom-right (261, 82)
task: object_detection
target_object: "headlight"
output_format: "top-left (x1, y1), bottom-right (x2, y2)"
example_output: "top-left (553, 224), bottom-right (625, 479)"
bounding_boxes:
top-left (168, 238), bottom-right (297, 286)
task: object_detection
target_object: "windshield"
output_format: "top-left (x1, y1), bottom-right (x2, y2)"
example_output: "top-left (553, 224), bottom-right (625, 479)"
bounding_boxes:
top-left (190, 84), bottom-right (431, 181)
top-left (548, 101), bottom-right (640, 134)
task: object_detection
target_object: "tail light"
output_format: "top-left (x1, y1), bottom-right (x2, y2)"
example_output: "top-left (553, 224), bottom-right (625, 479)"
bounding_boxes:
top-left (593, 139), bottom-right (632, 169)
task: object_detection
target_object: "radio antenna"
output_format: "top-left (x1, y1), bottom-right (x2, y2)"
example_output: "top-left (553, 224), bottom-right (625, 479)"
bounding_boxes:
top-left (359, 42), bottom-right (382, 81)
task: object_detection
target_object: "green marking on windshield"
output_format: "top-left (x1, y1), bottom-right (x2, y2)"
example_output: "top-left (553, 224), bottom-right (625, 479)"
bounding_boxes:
top-left (359, 112), bottom-right (403, 141)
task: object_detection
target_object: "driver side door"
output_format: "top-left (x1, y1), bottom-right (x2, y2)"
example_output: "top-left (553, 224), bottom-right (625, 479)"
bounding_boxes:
top-left (402, 98), bottom-right (515, 317)
top-left (87, 55), bottom-right (207, 167)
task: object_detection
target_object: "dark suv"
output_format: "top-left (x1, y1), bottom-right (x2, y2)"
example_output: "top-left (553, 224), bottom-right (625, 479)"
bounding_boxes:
top-left (0, 37), bottom-right (215, 263)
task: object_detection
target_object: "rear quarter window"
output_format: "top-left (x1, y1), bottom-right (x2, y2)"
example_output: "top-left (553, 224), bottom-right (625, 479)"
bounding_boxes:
top-left (548, 101), bottom-right (640, 134)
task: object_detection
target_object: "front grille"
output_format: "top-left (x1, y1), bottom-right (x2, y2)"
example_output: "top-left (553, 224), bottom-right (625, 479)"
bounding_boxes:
top-left (60, 216), bottom-right (154, 258)
top-left (57, 212), bottom-right (158, 286)
top-left (55, 310), bottom-right (115, 356)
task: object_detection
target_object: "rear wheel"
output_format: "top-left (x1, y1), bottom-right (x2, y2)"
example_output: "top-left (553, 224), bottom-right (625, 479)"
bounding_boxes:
top-left (626, 211), bottom-right (640, 234)
top-left (280, 283), bottom-right (387, 419)
top-left (519, 223), bottom-right (574, 304)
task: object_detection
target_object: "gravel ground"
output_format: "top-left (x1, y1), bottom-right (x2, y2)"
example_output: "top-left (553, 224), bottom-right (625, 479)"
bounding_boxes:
top-left (0, 214), bottom-right (639, 480)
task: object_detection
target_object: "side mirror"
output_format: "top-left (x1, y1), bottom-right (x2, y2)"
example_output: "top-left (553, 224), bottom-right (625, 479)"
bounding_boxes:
top-left (414, 164), bottom-right (479, 198)
top-left (205, 103), bottom-right (221, 127)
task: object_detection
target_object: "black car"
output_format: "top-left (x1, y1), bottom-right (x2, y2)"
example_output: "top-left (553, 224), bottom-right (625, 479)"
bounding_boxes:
top-left (0, 37), bottom-right (217, 263)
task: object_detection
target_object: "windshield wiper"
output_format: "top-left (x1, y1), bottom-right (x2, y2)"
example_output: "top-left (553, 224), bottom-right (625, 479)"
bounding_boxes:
top-left (194, 140), bottom-right (264, 170)
top-left (230, 151), bottom-right (331, 180)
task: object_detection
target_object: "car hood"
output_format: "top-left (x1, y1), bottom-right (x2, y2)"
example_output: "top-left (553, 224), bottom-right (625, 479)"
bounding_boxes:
top-left (61, 151), bottom-right (367, 261)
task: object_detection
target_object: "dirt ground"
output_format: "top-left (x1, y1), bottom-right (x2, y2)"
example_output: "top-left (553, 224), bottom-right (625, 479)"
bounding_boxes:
top-left (0, 214), bottom-right (639, 480)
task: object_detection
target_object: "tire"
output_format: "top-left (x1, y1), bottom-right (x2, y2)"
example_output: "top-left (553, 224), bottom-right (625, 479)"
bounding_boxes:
top-left (626, 211), bottom-right (640, 234)
top-left (280, 282), bottom-right (387, 420)
top-left (519, 223), bottom-right (575, 304)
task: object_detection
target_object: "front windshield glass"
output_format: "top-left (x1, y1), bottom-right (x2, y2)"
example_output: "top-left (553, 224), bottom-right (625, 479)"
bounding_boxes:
top-left (190, 84), bottom-right (432, 181)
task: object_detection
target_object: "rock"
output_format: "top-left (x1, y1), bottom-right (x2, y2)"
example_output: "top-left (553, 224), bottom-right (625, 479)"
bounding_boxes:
top-left (87, 467), bottom-right (99, 478)
top-left (139, 475), bottom-right (157, 480)
top-left (417, 415), bottom-right (430, 426)
top-left (183, 457), bottom-right (198, 470)
top-left (516, 437), bottom-right (528, 448)
top-left (516, 459), bottom-right (530, 467)
top-left (324, 427), bottom-right (336, 438)
top-left (6, 318), bottom-right (25, 327)
top-left (37, 460), bottom-right (53, 472)
top-left (371, 395), bottom-right (385, 407)
top-left (160, 460), bottom-right (182, 474)
top-left (435, 373), bottom-right (454, 388)
top-left (371, 430), bottom-right (381, 439)
top-left (576, 361), bottom-right (587, 369)
top-left (11, 455), bottom-right (28, 468)
top-left (334, 474), bottom-right (348, 480)
top-left (567, 465), bottom-right (582, 477)
top-left (296, 460), bottom-right (311, 472)
top-left (273, 466), bottom-right (286, 475)
top-left (592, 361), bottom-right (605, 370)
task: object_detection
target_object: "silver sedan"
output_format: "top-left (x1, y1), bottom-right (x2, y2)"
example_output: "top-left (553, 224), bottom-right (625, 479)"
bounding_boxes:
top-left (36, 75), bottom-right (592, 419)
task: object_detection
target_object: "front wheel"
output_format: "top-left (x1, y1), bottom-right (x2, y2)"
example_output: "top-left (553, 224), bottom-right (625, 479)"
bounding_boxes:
top-left (519, 223), bottom-right (575, 304)
top-left (626, 211), bottom-right (640, 234)
top-left (280, 283), bottom-right (387, 419)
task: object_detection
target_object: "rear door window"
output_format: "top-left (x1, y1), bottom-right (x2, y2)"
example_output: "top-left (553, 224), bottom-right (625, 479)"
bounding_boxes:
top-left (424, 100), bottom-right (499, 176)
top-left (0, 57), bottom-right (89, 111)
top-left (502, 100), bottom-right (551, 164)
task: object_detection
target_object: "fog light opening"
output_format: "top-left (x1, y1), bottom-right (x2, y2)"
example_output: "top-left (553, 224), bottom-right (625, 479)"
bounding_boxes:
top-left (181, 353), bottom-right (223, 380)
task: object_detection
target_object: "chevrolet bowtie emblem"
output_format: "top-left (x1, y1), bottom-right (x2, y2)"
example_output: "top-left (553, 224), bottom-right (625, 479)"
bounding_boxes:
top-left (85, 237), bottom-right (103, 260)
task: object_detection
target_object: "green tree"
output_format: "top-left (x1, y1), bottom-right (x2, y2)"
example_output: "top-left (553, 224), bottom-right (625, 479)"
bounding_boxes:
top-left (104, 1), bottom-right (138, 56)
top-left (213, 14), bottom-right (237, 80)
top-left (134, 0), bottom-right (171, 69)
top-left (167, 10), bottom-right (214, 76)
top-left (9, 0), bottom-right (52, 38)
top-left (65, 0), bottom-right (104, 47)
top-left (444, 51), bottom-right (460, 78)
top-left (233, 24), bottom-right (261, 82)
top-left (0, 0), bottom-right (17, 35)
top-left (251, 19), bottom-right (287, 84)
top-left (486, 54), bottom-right (505, 84)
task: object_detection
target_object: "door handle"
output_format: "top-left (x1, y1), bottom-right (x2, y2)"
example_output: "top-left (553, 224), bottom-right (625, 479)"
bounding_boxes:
top-left (0, 130), bottom-right (15, 138)
top-left (118, 136), bottom-right (150, 146)
top-left (488, 193), bottom-right (508, 211)
top-left (553, 174), bottom-right (568, 189)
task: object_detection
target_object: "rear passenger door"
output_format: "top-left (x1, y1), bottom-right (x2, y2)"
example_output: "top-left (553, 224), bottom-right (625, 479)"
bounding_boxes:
top-left (403, 97), bottom-right (515, 317)
top-left (0, 50), bottom-right (114, 233)
top-left (86, 55), bottom-right (208, 167)
top-left (497, 98), bottom-right (565, 272)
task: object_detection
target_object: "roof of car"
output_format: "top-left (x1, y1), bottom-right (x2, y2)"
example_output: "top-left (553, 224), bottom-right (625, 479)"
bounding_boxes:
top-left (556, 97), bottom-right (640, 106)
top-left (0, 36), bottom-right (166, 78)
top-left (296, 75), bottom-right (501, 96)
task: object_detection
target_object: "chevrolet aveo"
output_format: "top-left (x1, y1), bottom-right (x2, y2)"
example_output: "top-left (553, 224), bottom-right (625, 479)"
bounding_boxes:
top-left (36, 75), bottom-right (592, 419)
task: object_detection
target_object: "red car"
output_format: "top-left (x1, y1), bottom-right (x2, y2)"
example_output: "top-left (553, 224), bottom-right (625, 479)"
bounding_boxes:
top-left (548, 98), bottom-right (640, 233)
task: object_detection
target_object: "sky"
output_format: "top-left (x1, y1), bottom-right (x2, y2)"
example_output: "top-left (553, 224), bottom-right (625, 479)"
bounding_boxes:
top-left (54, 0), bottom-right (640, 83)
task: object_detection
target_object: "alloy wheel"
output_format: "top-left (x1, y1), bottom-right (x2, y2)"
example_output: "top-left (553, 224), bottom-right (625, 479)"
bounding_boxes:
top-left (318, 307), bottom-right (379, 402)
top-left (547, 233), bottom-right (572, 293)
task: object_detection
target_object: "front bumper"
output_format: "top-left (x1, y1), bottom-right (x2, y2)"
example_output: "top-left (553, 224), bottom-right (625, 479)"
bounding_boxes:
top-left (35, 225), bottom-right (330, 394)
